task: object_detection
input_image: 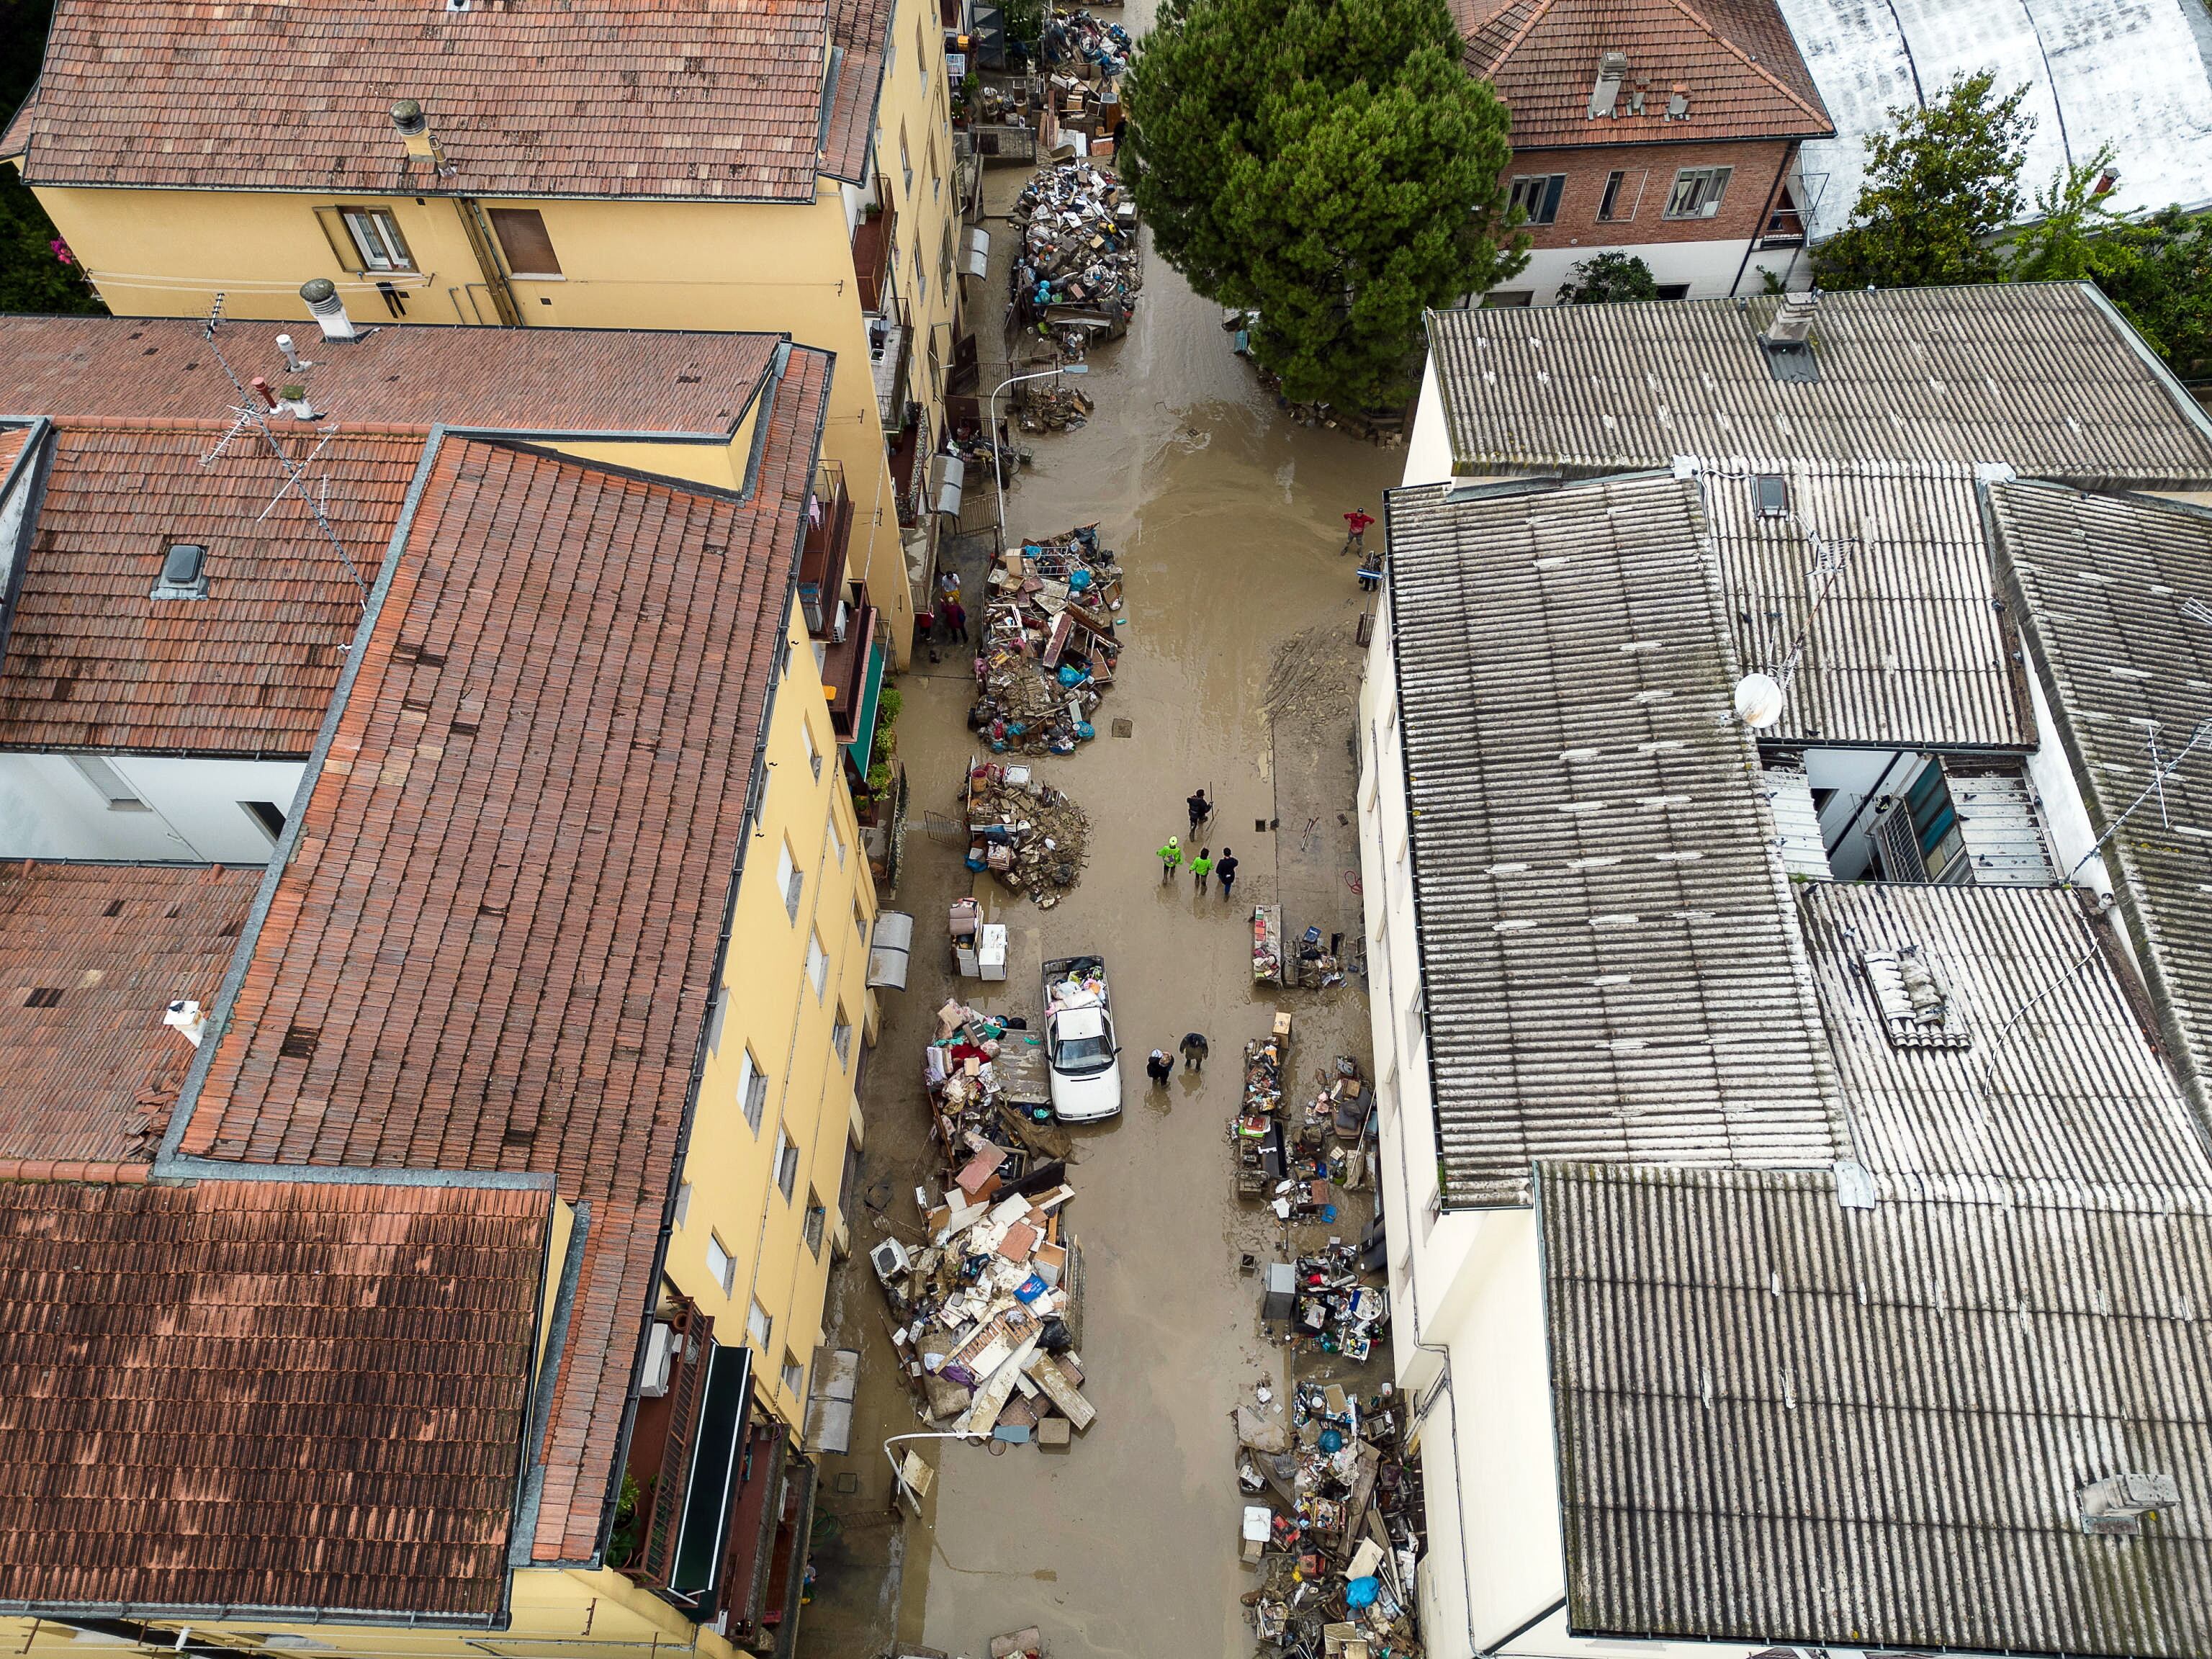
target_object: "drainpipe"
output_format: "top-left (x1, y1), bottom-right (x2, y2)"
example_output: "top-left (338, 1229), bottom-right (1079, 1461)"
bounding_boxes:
top-left (453, 197), bottom-right (525, 327)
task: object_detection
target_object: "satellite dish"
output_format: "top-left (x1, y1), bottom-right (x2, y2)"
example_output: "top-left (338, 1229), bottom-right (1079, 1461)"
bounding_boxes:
top-left (1733, 673), bottom-right (1785, 729)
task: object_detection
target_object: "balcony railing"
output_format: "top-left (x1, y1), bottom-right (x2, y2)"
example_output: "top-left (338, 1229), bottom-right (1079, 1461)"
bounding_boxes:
top-left (869, 299), bottom-right (913, 433)
top-left (851, 182), bottom-right (896, 313)
top-left (798, 460), bottom-right (853, 637)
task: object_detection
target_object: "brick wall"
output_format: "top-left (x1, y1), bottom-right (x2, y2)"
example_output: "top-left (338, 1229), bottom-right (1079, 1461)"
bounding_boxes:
top-left (1501, 138), bottom-right (1796, 254)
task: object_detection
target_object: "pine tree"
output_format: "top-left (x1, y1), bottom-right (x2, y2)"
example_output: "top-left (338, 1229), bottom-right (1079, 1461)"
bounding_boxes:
top-left (1124, 0), bottom-right (1522, 411)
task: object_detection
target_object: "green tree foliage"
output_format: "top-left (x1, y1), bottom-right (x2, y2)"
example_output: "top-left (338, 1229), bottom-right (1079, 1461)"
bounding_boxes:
top-left (1814, 70), bottom-right (2032, 290)
top-left (0, 0), bottom-right (100, 315)
top-left (1556, 251), bottom-right (1658, 305)
top-left (1124, 0), bottom-right (1524, 410)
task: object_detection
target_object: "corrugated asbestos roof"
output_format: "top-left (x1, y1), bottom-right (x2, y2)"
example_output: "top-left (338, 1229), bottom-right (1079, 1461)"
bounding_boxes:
top-left (14, 0), bottom-right (831, 202)
top-left (1798, 881), bottom-right (2212, 1191)
top-left (0, 1177), bottom-right (549, 1619)
top-left (0, 423), bottom-right (421, 755)
top-left (1540, 1163), bottom-right (2212, 1658)
top-left (1699, 462), bottom-right (2030, 748)
top-left (1386, 475), bottom-right (1843, 1207)
top-left (0, 863), bottom-right (259, 1166)
top-left (1455, 0), bottom-right (1831, 148)
top-left (1429, 284), bottom-right (2212, 487)
top-left (1991, 481), bottom-right (2212, 1136)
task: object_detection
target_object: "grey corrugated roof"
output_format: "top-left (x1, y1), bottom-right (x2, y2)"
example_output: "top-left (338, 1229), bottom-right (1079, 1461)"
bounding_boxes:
top-left (1387, 475), bottom-right (1844, 1208)
top-left (1798, 882), bottom-right (2212, 1191)
top-left (1540, 1162), bottom-right (2212, 1659)
top-left (1991, 480), bottom-right (2212, 1136)
top-left (1429, 284), bottom-right (2212, 487)
top-left (1700, 462), bottom-right (2031, 748)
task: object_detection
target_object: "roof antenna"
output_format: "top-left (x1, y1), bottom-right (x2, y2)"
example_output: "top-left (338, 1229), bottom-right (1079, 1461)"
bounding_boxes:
top-left (197, 299), bottom-right (371, 604)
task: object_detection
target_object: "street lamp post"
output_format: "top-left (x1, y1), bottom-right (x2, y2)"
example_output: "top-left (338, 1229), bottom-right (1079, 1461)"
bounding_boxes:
top-left (883, 1428), bottom-right (988, 1512)
top-left (983, 361), bottom-right (1089, 556)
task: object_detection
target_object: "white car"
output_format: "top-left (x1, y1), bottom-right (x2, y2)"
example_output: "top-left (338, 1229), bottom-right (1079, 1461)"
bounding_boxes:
top-left (1042, 954), bottom-right (1123, 1123)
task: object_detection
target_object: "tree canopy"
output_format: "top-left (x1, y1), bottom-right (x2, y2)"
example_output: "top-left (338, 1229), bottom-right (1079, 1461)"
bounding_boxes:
top-left (1124, 0), bottom-right (1523, 411)
top-left (0, 0), bottom-right (101, 315)
top-left (1814, 70), bottom-right (2031, 291)
top-left (1557, 252), bottom-right (1658, 305)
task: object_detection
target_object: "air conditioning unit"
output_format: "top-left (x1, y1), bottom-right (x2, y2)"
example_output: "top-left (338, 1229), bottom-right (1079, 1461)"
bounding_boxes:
top-left (639, 1320), bottom-right (678, 1398)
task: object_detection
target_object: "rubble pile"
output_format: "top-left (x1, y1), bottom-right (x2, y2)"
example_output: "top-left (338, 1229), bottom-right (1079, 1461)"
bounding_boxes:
top-left (1043, 12), bottom-right (1133, 79)
top-left (921, 999), bottom-right (1066, 1160)
top-left (963, 761), bottom-right (1090, 907)
top-left (1020, 382), bottom-right (1095, 430)
top-left (971, 524), bottom-right (1125, 755)
top-left (1236, 1383), bottom-right (1425, 1657)
top-left (1012, 160), bottom-right (1141, 359)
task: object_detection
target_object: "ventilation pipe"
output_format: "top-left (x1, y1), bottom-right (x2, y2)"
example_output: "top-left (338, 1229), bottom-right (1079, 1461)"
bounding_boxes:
top-left (275, 333), bottom-right (305, 373)
top-left (390, 98), bottom-right (445, 168)
top-left (164, 999), bottom-right (207, 1049)
top-left (299, 278), bottom-right (357, 342)
top-left (1588, 50), bottom-right (1628, 120)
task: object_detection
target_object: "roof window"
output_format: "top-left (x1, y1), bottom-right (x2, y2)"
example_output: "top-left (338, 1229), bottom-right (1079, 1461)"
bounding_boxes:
top-left (1753, 474), bottom-right (1789, 518)
top-left (151, 541), bottom-right (208, 601)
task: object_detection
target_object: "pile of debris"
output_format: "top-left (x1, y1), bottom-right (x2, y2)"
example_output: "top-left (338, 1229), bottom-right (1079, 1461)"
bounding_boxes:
top-left (1043, 13), bottom-right (1133, 81)
top-left (963, 761), bottom-right (1089, 906)
top-left (1012, 160), bottom-right (1140, 359)
top-left (1019, 380), bottom-right (1095, 430)
top-left (870, 1106), bottom-right (1095, 1452)
top-left (971, 524), bottom-right (1124, 755)
top-left (1279, 1240), bottom-right (1388, 1363)
top-left (1236, 1383), bottom-right (1425, 1656)
top-left (1234, 1042), bottom-right (1381, 1237)
top-left (921, 999), bottom-right (1068, 1159)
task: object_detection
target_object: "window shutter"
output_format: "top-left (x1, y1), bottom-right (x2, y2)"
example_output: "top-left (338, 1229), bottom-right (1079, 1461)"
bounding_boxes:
top-left (488, 207), bottom-right (563, 276)
top-left (314, 207), bottom-right (366, 276)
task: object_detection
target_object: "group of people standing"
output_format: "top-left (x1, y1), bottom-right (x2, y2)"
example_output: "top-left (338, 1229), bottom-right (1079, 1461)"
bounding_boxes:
top-left (1156, 788), bottom-right (1238, 899)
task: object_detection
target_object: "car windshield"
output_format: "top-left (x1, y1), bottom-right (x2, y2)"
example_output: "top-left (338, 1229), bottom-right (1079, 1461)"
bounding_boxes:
top-left (1055, 1010), bottom-right (1114, 1073)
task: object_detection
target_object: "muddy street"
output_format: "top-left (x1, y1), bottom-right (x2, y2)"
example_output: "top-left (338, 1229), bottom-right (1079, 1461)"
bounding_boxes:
top-left (799, 103), bottom-right (1401, 1659)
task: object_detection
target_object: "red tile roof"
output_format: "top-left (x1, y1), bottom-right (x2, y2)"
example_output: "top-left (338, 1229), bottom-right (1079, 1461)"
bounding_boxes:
top-left (823, 0), bottom-right (896, 185)
top-left (0, 863), bottom-right (258, 1166)
top-left (1456, 0), bottom-right (1831, 148)
top-left (0, 423), bottom-right (423, 755)
top-left (0, 426), bottom-right (29, 478)
top-left (0, 1174), bottom-right (548, 1618)
top-left (16, 0), bottom-right (832, 201)
top-left (0, 318), bottom-right (781, 439)
top-left (181, 348), bottom-right (830, 1563)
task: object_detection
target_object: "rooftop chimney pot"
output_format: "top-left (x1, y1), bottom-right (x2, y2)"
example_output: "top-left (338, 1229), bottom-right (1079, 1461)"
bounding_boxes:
top-left (300, 278), bottom-right (359, 343)
top-left (1588, 50), bottom-right (1629, 120)
top-left (390, 99), bottom-right (428, 136)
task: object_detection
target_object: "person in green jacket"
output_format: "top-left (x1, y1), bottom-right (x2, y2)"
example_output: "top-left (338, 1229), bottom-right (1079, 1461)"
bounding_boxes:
top-left (1190, 847), bottom-right (1214, 893)
top-left (1158, 835), bottom-right (1182, 882)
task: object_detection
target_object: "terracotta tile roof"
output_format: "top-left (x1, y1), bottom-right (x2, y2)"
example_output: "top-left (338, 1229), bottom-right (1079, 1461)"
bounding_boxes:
top-left (0, 863), bottom-right (258, 1166)
top-left (17, 0), bottom-right (832, 202)
top-left (0, 423), bottom-right (422, 755)
top-left (0, 425), bottom-right (29, 477)
top-left (0, 1174), bottom-right (548, 1619)
top-left (823, 0), bottom-right (896, 185)
top-left (0, 318), bottom-right (781, 439)
top-left (181, 348), bottom-right (831, 1563)
top-left (1455, 0), bottom-right (1831, 147)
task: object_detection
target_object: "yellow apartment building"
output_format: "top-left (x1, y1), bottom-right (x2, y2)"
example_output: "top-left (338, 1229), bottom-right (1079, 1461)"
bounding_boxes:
top-left (0, 320), bottom-right (889, 1658)
top-left (2, 0), bottom-right (979, 667)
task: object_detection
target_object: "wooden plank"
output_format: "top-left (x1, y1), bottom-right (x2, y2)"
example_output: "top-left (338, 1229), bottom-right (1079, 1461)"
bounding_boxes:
top-left (1022, 1349), bottom-right (1097, 1430)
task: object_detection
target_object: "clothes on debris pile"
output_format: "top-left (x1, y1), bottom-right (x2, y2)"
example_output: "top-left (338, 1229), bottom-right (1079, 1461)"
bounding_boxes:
top-left (1296, 925), bottom-right (1346, 989)
top-left (964, 762), bottom-right (1089, 906)
top-left (970, 524), bottom-right (1123, 755)
top-left (1236, 1384), bottom-right (1426, 1658)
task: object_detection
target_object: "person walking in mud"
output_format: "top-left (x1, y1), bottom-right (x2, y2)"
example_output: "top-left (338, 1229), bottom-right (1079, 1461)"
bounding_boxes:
top-left (1215, 847), bottom-right (1239, 902)
top-left (1190, 846), bottom-right (1214, 894)
top-left (1186, 787), bottom-right (1210, 837)
top-left (1146, 1048), bottom-right (1173, 1088)
top-left (1157, 835), bottom-right (1182, 882)
top-left (1180, 1031), bottom-right (1209, 1071)
top-left (941, 595), bottom-right (968, 642)
top-left (1341, 508), bottom-right (1376, 556)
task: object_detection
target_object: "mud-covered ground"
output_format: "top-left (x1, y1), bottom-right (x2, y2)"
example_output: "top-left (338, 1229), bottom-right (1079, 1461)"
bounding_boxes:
top-left (797, 109), bottom-right (1401, 1658)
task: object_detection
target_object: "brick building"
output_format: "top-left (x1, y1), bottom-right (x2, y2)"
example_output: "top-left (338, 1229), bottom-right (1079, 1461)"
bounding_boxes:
top-left (1455, 0), bottom-right (1831, 304)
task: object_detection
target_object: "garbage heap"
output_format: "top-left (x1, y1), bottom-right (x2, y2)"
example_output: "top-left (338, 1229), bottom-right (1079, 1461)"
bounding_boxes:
top-left (965, 762), bottom-right (1090, 907)
top-left (1282, 1239), bottom-right (1388, 1363)
top-left (1043, 9), bottom-right (1133, 76)
top-left (1232, 1025), bottom-right (1290, 1199)
top-left (922, 999), bottom-right (1069, 1167)
top-left (1236, 1383), bottom-right (1425, 1657)
top-left (971, 525), bottom-right (1124, 755)
top-left (1012, 161), bottom-right (1140, 364)
top-left (872, 1105), bottom-right (1097, 1452)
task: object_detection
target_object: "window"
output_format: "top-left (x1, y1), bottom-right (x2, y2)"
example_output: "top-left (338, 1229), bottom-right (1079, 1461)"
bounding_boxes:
top-left (782, 1352), bottom-right (806, 1398)
top-left (804, 1191), bottom-right (827, 1254)
top-left (828, 816), bottom-right (846, 868)
top-left (900, 127), bottom-right (913, 195)
top-left (884, 36), bottom-right (896, 84)
top-left (1482, 289), bottom-right (1534, 308)
top-left (802, 719), bottom-right (822, 782)
top-left (778, 838), bottom-right (803, 921)
top-left (916, 14), bottom-right (927, 88)
top-left (1753, 474), bottom-right (1789, 518)
top-left (1655, 284), bottom-right (1691, 301)
top-left (1663, 166), bottom-right (1732, 220)
top-left (340, 207), bottom-right (413, 272)
top-left (774, 1123), bottom-right (800, 1197)
top-left (807, 928), bottom-right (829, 999)
top-left (674, 1182), bottom-right (693, 1226)
top-left (240, 800), bottom-right (287, 842)
top-left (832, 1006), bottom-right (853, 1069)
top-left (748, 1298), bottom-right (772, 1350)
top-left (1508, 174), bottom-right (1565, 226)
top-left (489, 207), bottom-right (563, 276)
top-left (854, 897), bottom-right (870, 944)
top-left (929, 137), bottom-right (941, 202)
top-left (153, 540), bottom-right (209, 599)
top-left (68, 755), bottom-right (148, 812)
top-left (912, 243), bottom-right (927, 310)
top-left (738, 1046), bottom-right (769, 1133)
top-left (706, 1232), bottom-right (736, 1295)
top-left (1597, 168), bottom-right (1642, 223)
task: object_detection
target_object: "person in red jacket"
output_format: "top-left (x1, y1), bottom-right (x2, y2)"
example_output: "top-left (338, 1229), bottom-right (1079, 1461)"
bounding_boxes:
top-left (1342, 508), bottom-right (1376, 554)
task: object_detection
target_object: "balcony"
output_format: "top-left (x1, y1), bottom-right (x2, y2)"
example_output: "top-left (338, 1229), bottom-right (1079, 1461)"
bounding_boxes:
top-left (1758, 186), bottom-right (1807, 249)
top-left (798, 461), bottom-right (853, 637)
top-left (868, 300), bottom-right (912, 433)
top-left (850, 184), bottom-right (896, 312)
top-left (819, 584), bottom-right (886, 774)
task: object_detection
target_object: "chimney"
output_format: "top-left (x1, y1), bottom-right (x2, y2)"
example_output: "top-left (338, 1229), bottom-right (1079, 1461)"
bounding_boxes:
top-left (163, 999), bottom-right (207, 1049)
top-left (2080, 1473), bottom-right (2181, 1536)
top-left (1763, 290), bottom-right (1818, 346)
top-left (275, 333), bottom-right (305, 373)
top-left (390, 98), bottom-right (447, 170)
top-left (1588, 50), bottom-right (1629, 120)
top-left (299, 278), bottom-right (358, 342)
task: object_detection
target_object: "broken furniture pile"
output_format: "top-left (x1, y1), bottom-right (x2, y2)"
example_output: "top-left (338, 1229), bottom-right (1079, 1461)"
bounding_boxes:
top-left (1232, 1018), bottom-right (1291, 1200)
top-left (971, 524), bottom-right (1124, 755)
top-left (1011, 160), bottom-right (1139, 367)
top-left (963, 760), bottom-right (1090, 907)
top-left (1277, 1238), bottom-right (1388, 1363)
top-left (921, 999), bottom-right (1065, 1158)
top-left (871, 1120), bottom-right (1095, 1452)
top-left (1237, 1043), bottom-right (1384, 1252)
top-left (1236, 1384), bottom-right (1425, 1656)
top-left (1043, 10), bottom-right (1133, 78)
